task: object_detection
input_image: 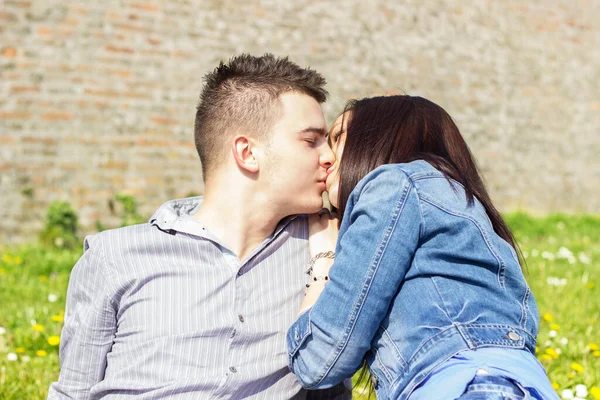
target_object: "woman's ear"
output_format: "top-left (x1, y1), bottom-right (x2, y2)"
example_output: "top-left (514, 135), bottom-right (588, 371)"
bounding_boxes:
top-left (231, 135), bottom-right (259, 173)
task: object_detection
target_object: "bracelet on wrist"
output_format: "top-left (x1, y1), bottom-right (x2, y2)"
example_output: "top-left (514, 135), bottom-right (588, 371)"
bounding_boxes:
top-left (306, 251), bottom-right (335, 276)
top-left (305, 274), bottom-right (330, 289)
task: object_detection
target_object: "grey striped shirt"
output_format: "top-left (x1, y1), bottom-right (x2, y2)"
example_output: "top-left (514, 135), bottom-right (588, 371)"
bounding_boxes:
top-left (48, 197), bottom-right (351, 399)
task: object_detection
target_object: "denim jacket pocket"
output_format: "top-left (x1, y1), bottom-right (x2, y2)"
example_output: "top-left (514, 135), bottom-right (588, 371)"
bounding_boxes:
top-left (287, 308), bottom-right (313, 360)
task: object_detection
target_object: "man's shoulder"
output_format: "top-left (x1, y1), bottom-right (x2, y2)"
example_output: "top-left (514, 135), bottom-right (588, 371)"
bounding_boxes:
top-left (84, 222), bottom-right (159, 252)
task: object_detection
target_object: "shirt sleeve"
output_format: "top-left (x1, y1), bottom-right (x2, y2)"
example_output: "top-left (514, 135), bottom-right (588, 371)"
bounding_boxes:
top-left (287, 166), bottom-right (421, 389)
top-left (47, 235), bottom-right (118, 399)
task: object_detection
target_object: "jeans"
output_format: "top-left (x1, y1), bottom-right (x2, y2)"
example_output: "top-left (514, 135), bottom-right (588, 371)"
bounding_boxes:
top-left (456, 374), bottom-right (534, 399)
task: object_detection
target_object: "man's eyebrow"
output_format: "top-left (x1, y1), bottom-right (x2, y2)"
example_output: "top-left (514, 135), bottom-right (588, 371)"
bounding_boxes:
top-left (298, 127), bottom-right (327, 137)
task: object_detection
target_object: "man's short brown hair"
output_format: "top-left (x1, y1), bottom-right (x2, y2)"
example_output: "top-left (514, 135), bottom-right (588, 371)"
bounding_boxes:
top-left (194, 53), bottom-right (328, 180)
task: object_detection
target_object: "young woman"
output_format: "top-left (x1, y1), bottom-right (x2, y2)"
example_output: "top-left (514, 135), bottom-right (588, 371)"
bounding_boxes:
top-left (287, 95), bottom-right (558, 400)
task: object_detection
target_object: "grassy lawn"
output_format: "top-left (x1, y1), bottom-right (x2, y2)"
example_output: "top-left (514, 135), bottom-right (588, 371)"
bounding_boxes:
top-left (0, 213), bottom-right (599, 399)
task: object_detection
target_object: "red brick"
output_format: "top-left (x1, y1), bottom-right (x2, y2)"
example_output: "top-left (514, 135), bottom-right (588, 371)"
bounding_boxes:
top-left (0, 136), bottom-right (16, 144)
top-left (58, 162), bottom-right (83, 171)
top-left (136, 138), bottom-right (172, 147)
top-left (150, 116), bottom-right (178, 125)
top-left (147, 37), bottom-right (161, 45)
top-left (0, 12), bottom-right (19, 22)
top-left (105, 44), bottom-right (135, 54)
top-left (131, 3), bottom-right (159, 12)
top-left (58, 27), bottom-right (74, 36)
top-left (99, 160), bottom-right (128, 169)
top-left (106, 11), bottom-right (122, 20)
top-left (69, 6), bottom-right (89, 15)
top-left (21, 136), bottom-right (57, 145)
top-left (7, 1), bottom-right (32, 8)
top-left (114, 22), bottom-right (153, 34)
top-left (0, 111), bottom-right (31, 119)
top-left (84, 88), bottom-right (151, 99)
top-left (18, 61), bottom-right (37, 68)
top-left (106, 68), bottom-right (131, 77)
top-left (11, 86), bottom-right (40, 93)
top-left (2, 47), bottom-right (17, 57)
top-left (37, 26), bottom-right (53, 35)
top-left (42, 112), bottom-right (74, 121)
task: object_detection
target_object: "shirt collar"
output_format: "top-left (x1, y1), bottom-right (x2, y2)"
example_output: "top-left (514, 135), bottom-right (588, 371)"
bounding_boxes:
top-left (149, 196), bottom-right (300, 242)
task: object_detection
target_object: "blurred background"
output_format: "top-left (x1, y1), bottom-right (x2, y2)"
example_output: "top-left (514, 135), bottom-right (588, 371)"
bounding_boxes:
top-left (1, 0), bottom-right (598, 242)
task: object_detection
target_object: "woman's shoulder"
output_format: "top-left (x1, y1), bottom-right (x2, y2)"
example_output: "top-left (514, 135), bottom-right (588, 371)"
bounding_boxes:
top-left (356, 160), bottom-right (442, 190)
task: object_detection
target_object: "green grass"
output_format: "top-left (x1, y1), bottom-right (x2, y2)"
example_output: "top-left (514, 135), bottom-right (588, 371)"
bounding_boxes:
top-left (1, 214), bottom-right (599, 399)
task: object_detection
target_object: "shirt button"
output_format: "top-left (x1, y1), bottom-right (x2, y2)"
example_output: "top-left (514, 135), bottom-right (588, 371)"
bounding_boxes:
top-left (238, 314), bottom-right (245, 323)
top-left (230, 329), bottom-right (236, 338)
top-left (507, 332), bottom-right (521, 341)
top-left (229, 366), bottom-right (237, 373)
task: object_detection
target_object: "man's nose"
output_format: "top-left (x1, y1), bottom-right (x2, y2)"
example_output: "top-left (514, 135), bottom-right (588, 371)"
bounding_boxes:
top-left (320, 144), bottom-right (335, 169)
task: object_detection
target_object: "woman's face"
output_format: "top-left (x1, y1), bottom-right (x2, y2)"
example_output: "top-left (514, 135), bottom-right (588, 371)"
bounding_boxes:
top-left (325, 112), bottom-right (349, 209)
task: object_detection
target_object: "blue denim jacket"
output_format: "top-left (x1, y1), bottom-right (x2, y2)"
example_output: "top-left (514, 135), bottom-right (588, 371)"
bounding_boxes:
top-left (287, 160), bottom-right (540, 400)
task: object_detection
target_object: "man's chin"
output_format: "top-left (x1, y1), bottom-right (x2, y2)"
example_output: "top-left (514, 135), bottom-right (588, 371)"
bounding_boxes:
top-left (301, 199), bottom-right (325, 215)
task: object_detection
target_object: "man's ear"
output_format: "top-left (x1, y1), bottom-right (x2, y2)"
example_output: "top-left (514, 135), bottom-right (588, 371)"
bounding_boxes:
top-left (231, 135), bottom-right (260, 173)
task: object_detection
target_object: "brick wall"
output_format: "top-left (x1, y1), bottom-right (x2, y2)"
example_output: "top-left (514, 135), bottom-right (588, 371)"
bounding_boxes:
top-left (1, 0), bottom-right (598, 244)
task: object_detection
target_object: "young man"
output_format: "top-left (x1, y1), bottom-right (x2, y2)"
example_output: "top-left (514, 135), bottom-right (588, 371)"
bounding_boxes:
top-left (47, 54), bottom-right (351, 399)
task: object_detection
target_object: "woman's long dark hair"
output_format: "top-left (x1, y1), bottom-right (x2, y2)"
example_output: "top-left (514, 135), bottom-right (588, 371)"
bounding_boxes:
top-left (338, 95), bottom-right (525, 397)
top-left (336, 95), bottom-right (520, 258)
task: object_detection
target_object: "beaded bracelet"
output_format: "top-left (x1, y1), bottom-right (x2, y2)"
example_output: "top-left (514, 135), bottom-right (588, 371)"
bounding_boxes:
top-left (305, 251), bottom-right (334, 289)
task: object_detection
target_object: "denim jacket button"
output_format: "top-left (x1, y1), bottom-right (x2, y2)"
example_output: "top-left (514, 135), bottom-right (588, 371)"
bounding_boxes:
top-left (294, 330), bottom-right (300, 341)
top-left (371, 375), bottom-right (378, 388)
top-left (508, 332), bottom-right (521, 341)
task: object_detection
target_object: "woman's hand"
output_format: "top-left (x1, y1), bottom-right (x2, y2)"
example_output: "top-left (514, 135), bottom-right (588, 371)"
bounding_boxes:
top-left (308, 209), bottom-right (339, 257)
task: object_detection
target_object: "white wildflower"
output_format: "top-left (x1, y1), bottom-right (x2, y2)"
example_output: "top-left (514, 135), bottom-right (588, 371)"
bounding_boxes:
top-left (547, 277), bottom-right (567, 287)
top-left (560, 337), bottom-right (569, 345)
top-left (21, 355), bottom-right (30, 363)
top-left (531, 249), bottom-right (539, 257)
top-left (7, 353), bottom-right (17, 361)
top-left (557, 247), bottom-right (576, 264)
top-left (575, 384), bottom-right (587, 398)
top-left (0, 327), bottom-right (5, 335)
top-left (561, 389), bottom-right (574, 399)
top-left (549, 330), bottom-right (557, 338)
top-left (578, 253), bottom-right (591, 265)
top-left (48, 294), bottom-right (58, 303)
top-left (541, 251), bottom-right (555, 261)
top-left (545, 340), bottom-right (552, 347)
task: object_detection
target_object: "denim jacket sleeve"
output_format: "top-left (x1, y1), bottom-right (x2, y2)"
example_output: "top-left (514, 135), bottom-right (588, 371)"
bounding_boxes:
top-left (287, 166), bottom-right (421, 389)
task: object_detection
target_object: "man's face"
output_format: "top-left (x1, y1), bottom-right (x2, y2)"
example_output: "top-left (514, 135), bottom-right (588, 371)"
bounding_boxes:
top-left (261, 92), bottom-right (334, 216)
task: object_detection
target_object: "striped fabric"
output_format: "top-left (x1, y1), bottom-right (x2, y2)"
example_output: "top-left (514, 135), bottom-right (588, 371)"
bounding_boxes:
top-left (47, 197), bottom-right (351, 399)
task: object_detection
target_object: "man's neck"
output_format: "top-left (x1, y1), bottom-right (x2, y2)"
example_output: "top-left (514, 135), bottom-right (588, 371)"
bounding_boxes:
top-left (192, 187), bottom-right (284, 261)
